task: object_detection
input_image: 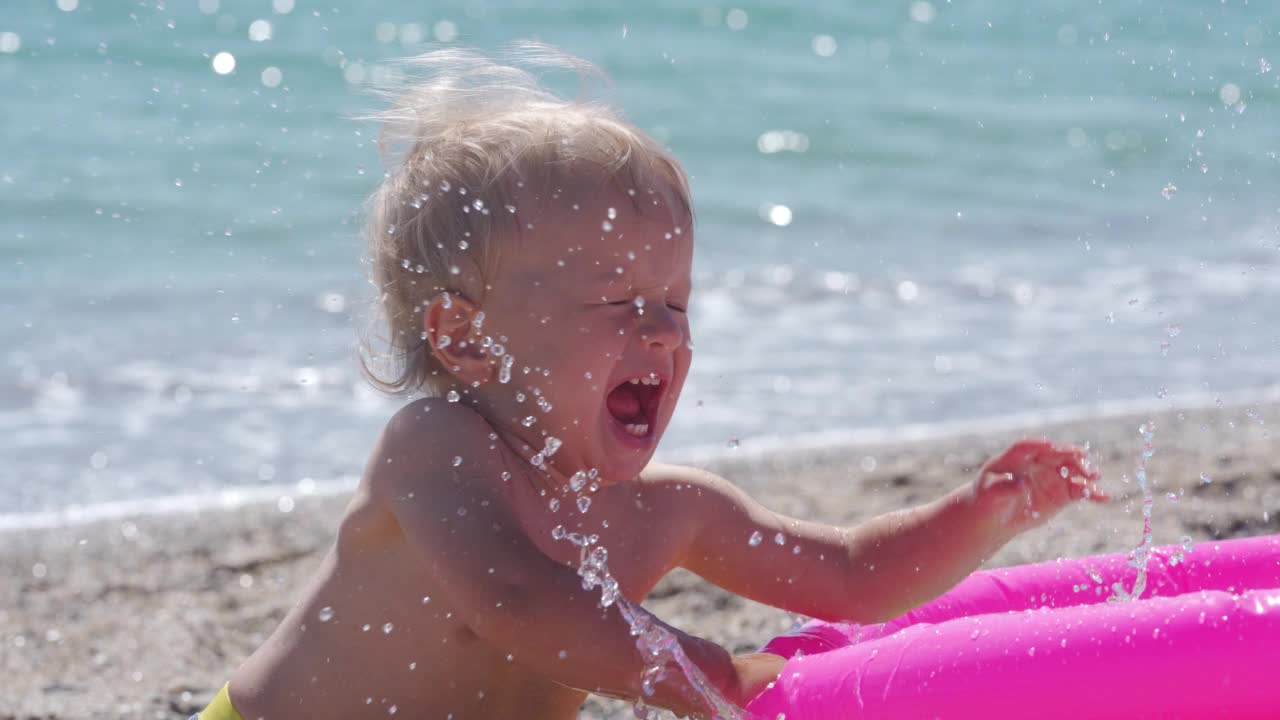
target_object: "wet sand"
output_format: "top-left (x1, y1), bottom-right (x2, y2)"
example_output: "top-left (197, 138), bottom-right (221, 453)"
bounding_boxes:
top-left (4, 401), bottom-right (1278, 719)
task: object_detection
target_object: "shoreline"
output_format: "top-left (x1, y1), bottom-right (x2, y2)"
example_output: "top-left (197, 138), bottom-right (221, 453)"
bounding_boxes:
top-left (7, 386), bottom-right (1280, 534)
top-left (4, 400), bottom-right (1278, 718)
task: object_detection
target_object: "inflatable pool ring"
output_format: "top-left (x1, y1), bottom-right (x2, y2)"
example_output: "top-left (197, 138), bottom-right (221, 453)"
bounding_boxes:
top-left (746, 533), bottom-right (1280, 719)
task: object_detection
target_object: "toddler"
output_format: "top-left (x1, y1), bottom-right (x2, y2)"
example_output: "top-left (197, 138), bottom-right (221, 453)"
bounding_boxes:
top-left (196, 44), bottom-right (1106, 720)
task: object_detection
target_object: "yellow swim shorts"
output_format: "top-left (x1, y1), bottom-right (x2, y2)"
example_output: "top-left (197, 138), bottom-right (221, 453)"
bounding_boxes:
top-left (191, 683), bottom-right (243, 720)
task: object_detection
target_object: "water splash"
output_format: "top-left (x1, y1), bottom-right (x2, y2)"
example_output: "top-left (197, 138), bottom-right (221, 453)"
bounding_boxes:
top-left (556, 527), bottom-right (748, 719)
top-left (1110, 422), bottom-right (1155, 602)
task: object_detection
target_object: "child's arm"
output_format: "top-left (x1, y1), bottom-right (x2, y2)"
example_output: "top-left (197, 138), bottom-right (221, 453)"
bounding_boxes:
top-left (659, 439), bottom-right (1105, 624)
top-left (370, 401), bottom-right (771, 716)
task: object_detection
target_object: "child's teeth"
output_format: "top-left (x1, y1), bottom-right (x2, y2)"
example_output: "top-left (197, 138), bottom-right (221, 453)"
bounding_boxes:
top-left (623, 422), bottom-right (649, 436)
top-left (629, 378), bottom-right (641, 385)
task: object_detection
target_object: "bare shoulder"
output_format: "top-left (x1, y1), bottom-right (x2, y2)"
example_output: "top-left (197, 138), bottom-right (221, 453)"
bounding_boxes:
top-left (632, 463), bottom-right (744, 540)
top-left (638, 462), bottom-right (736, 497)
top-left (365, 397), bottom-right (518, 505)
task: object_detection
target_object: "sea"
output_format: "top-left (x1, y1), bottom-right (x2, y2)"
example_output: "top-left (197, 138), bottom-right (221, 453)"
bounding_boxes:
top-left (2, 0), bottom-right (1278, 527)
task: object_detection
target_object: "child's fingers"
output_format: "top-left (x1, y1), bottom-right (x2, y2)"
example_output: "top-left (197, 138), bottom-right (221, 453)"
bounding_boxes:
top-left (984, 438), bottom-right (1055, 474)
top-left (1068, 476), bottom-right (1110, 502)
top-left (1047, 445), bottom-right (1100, 481)
top-left (1068, 476), bottom-right (1088, 499)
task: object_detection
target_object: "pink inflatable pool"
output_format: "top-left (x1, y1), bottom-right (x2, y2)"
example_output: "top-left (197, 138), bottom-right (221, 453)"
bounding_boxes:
top-left (747, 533), bottom-right (1280, 719)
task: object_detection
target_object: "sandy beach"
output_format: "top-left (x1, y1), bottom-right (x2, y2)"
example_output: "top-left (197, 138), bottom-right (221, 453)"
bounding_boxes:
top-left (4, 400), bottom-right (1278, 719)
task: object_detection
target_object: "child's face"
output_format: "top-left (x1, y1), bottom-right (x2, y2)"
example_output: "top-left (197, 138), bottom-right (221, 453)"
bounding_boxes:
top-left (475, 181), bottom-right (693, 486)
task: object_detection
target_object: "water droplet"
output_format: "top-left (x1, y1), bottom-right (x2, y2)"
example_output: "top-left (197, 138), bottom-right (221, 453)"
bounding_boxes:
top-left (522, 415), bottom-right (536, 427)
top-left (607, 207), bottom-right (617, 220)
top-left (318, 606), bottom-right (335, 622)
top-left (548, 498), bottom-right (560, 512)
top-left (446, 390), bottom-right (460, 402)
top-left (602, 220), bottom-right (614, 232)
top-left (774, 532), bottom-right (785, 545)
top-left (727, 438), bottom-right (740, 449)
top-left (1199, 472), bottom-right (1213, 485)
top-left (383, 622), bottom-right (394, 634)
top-left (1166, 323), bottom-right (1182, 337)
top-left (748, 531), bottom-right (763, 546)
top-left (1166, 492), bottom-right (1179, 503)
top-left (551, 525), bottom-right (567, 539)
top-left (498, 354), bottom-right (514, 384)
top-left (421, 596), bottom-right (431, 604)
top-left (577, 496), bottom-right (591, 513)
top-left (452, 456), bottom-right (462, 467)
top-left (211, 51), bottom-right (236, 75)
top-left (1161, 183), bottom-right (1178, 200)
top-left (456, 506), bottom-right (467, 516)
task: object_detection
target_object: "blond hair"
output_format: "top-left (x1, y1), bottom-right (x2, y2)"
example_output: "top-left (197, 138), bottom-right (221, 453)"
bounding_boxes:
top-left (356, 43), bottom-right (692, 397)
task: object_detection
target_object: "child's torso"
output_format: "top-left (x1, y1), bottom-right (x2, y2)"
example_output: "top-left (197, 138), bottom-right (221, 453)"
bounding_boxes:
top-left (229, 466), bottom-right (682, 719)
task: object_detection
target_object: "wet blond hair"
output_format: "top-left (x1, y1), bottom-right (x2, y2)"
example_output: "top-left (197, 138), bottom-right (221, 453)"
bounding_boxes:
top-left (356, 43), bottom-right (692, 397)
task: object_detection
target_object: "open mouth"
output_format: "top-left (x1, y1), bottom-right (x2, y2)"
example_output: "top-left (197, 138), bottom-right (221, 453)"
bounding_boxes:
top-left (605, 374), bottom-right (665, 440)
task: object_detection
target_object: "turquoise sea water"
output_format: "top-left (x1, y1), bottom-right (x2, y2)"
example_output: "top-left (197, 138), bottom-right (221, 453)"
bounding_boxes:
top-left (2, 0), bottom-right (1278, 520)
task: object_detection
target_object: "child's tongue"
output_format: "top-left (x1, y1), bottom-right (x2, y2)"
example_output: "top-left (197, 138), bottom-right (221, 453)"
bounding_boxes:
top-left (606, 384), bottom-right (643, 422)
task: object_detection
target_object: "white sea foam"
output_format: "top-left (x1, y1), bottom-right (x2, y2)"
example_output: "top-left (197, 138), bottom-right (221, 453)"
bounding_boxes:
top-left (0, 475), bottom-right (359, 532)
top-left (4, 386), bottom-right (1277, 533)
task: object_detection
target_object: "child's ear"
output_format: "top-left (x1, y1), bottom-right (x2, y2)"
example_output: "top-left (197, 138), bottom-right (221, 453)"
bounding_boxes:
top-left (423, 292), bottom-right (492, 386)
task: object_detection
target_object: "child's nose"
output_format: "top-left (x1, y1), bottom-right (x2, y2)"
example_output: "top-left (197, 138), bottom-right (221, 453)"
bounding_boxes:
top-left (639, 305), bottom-right (684, 351)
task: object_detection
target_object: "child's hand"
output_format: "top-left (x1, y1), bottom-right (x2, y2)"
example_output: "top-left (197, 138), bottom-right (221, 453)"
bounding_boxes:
top-left (727, 652), bottom-right (786, 709)
top-left (974, 438), bottom-right (1108, 535)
